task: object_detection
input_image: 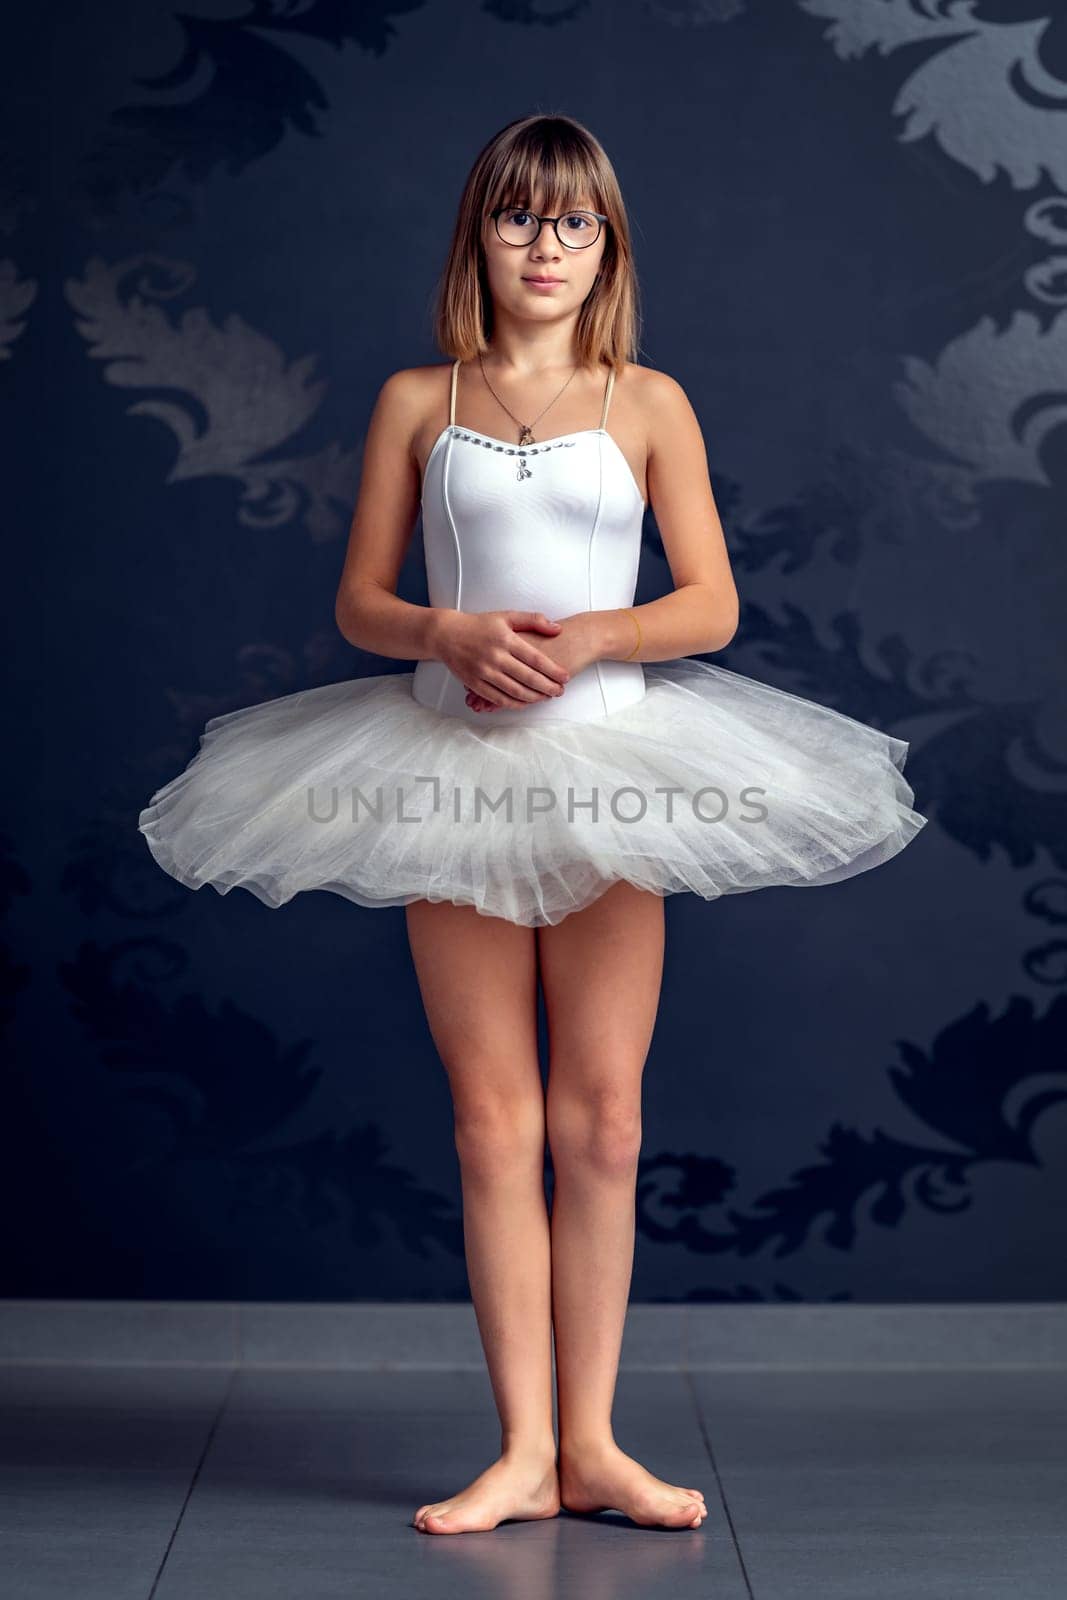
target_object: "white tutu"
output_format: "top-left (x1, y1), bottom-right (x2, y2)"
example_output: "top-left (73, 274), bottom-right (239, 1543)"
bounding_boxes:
top-left (137, 657), bottom-right (927, 927)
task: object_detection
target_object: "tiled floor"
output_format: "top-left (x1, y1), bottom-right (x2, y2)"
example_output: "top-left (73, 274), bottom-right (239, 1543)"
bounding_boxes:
top-left (2, 1363), bottom-right (1065, 1597)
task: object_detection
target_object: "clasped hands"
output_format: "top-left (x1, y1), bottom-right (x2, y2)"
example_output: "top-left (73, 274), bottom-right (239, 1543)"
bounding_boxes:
top-left (434, 609), bottom-right (601, 714)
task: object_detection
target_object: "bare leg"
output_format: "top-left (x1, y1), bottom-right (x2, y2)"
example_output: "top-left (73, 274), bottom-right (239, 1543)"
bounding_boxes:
top-left (405, 897), bottom-right (559, 1534)
top-left (539, 882), bottom-right (708, 1530)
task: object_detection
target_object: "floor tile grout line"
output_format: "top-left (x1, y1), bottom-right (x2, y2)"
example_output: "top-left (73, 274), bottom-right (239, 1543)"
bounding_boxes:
top-left (684, 1365), bottom-right (756, 1600)
top-left (145, 1364), bottom-right (239, 1600)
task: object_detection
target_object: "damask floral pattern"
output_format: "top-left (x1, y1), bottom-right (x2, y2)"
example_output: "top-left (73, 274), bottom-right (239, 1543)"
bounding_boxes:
top-left (5, 0), bottom-right (1064, 1302)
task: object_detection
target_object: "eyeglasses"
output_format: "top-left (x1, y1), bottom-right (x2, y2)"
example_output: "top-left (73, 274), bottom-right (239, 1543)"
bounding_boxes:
top-left (489, 206), bottom-right (608, 250)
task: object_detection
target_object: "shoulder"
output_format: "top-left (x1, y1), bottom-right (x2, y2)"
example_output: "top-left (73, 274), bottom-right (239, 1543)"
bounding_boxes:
top-left (613, 363), bottom-right (699, 454)
top-left (614, 362), bottom-right (692, 416)
top-left (623, 362), bottom-right (692, 411)
top-left (371, 362), bottom-right (451, 417)
top-left (626, 363), bottom-right (700, 446)
top-left (367, 363), bottom-right (456, 459)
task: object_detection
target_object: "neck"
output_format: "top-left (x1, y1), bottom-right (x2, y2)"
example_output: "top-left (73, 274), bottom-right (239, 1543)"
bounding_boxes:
top-left (480, 320), bottom-right (586, 378)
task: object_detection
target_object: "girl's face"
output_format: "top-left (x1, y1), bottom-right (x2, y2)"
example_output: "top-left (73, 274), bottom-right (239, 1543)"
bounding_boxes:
top-left (481, 190), bottom-right (607, 324)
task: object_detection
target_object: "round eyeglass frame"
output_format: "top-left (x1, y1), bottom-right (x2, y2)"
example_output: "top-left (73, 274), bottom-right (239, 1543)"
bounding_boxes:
top-left (488, 205), bottom-right (609, 250)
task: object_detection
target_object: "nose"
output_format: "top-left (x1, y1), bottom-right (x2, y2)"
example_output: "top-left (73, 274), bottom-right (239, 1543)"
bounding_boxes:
top-left (531, 221), bottom-right (561, 256)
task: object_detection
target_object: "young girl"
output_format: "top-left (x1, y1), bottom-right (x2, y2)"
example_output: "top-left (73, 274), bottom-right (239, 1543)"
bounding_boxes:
top-left (139, 114), bottom-right (926, 1534)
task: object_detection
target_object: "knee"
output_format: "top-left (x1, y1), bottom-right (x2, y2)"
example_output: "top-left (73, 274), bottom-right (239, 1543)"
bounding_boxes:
top-left (547, 1081), bottom-right (643, 1180)
top-left (451, 1087), bottom-right (545, 1177)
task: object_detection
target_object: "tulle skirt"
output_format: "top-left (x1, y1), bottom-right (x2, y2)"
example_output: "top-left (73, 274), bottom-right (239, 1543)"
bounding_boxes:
top-left (137, 658), bottom-right (927, 927)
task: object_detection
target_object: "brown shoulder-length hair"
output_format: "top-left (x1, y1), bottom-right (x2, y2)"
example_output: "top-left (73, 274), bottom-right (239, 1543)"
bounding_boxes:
top-left (431, 113), bottom-right (640, 372)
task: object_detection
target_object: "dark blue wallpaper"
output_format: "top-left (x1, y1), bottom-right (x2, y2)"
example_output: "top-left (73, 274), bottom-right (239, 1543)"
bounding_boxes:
top-left (4, 0), bottom-right (1066, 1303)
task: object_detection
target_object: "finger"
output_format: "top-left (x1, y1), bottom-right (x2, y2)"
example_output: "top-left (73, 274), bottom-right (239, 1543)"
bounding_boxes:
top-left (506, 610), bottom-right (562, 633)
top-left (477, 668), bottom-right (541, 708)
top-left (466, 675), bottom-right (521, 709)
top-left (509, 644), bottom-right (570, 691)
top-left (493, 663), bottom-right (564, 699)
top-left (464, 678), bottom-right (511, 709)
top-left (483, 659), bottom-right (551, 703)
top-left (493, 663), bottom-right (562, 702)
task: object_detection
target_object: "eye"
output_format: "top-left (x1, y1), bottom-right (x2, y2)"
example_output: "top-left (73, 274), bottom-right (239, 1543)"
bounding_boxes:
top-left (561, 213), bottom-right (593, 234)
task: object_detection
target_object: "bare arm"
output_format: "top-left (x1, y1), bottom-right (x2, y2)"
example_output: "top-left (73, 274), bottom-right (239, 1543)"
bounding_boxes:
top-left (334, 368), bottom-right (452, 661)
top-left (567, 369), bottom-right (739, 663)
top-left (335, 368), bottom-right (570, 702)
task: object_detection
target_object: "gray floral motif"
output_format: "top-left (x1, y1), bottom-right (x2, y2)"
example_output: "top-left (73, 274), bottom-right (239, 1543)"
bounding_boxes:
top-left (801, 0), bottom-right (1066, 190)
top-left (800, 0), bottom-right (1067, 516)
top-left (64, 254), bottom-right (359, 542)
top-left (892, 309), bottom-right (1067, 521)
top-left (1022, 876), bottom-right (1067, 987)
top-left (0, 261), bottom-right (37, 360)
top-left (1023, 195), bottom-right (1067, 305)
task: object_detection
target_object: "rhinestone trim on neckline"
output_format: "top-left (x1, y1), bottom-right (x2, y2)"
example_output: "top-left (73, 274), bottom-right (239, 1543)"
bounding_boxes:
top-left (450, 425), bottom-right (578, 483)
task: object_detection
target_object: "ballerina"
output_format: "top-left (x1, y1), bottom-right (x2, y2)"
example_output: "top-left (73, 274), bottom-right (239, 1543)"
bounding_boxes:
top-left (139, 111), bottom-right (926, 1534)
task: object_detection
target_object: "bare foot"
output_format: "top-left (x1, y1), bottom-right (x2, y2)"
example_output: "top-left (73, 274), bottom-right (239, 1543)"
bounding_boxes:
top-left (413, 1451), bottom-right (561, 1534)
top-left (559, 1441), bottom-right (708, 1530)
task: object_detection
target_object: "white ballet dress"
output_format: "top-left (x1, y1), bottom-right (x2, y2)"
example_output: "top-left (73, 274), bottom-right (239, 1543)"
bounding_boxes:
top-left (138, 359), bottom-right (927, 926)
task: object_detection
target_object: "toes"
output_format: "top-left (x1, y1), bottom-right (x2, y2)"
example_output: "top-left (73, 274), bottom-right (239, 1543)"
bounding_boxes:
top-left (420, 1510), bottom-right (450, 1532)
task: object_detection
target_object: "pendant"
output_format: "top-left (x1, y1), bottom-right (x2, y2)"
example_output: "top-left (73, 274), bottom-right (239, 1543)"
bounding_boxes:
top-left (517, 422), bottom-right (534, 481)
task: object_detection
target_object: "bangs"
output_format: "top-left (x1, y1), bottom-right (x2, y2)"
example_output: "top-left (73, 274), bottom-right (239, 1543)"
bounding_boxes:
top-left (488, 129), bottom-right (602, 217)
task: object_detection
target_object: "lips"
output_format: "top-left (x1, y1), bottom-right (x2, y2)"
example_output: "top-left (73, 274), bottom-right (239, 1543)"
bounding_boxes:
top-left (524, 277), bottom-right (563, 284)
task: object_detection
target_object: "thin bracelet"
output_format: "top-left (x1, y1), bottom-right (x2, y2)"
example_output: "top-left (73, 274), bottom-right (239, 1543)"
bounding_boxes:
top-left (621, 608), bottom-right (641, 661)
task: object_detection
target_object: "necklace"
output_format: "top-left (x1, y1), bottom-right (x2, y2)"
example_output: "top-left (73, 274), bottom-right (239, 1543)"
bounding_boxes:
top-left (476, 353), bottom-right (579, 447)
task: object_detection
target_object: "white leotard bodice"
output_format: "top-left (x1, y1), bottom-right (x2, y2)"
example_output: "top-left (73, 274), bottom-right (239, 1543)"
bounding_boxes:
top-left (411, 358), bottom-right (647, 725)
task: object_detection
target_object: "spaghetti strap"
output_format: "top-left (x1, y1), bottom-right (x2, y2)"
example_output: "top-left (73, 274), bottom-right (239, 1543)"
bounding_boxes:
top-left (449, 358), bottom-right (460, 426)
top-left (599, 365), bottom-right (616, 430)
